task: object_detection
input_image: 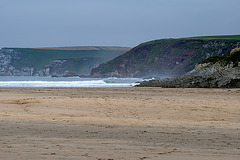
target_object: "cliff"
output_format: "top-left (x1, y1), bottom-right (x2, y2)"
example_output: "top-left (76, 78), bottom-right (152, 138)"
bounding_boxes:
top-left (0, 47), bottom-right (130, 76)
top-left (137, 48), bottom-right (240, 88)
top-left (90, 35), bottom-right (240, 78)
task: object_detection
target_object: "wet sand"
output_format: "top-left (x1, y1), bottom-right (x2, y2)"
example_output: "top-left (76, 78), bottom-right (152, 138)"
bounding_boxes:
top-left (0, 87), bottom-right (240, 160)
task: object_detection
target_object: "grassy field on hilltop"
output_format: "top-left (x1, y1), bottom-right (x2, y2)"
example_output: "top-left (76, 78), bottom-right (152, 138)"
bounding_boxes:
top-left (8, 47), bottom-right (130, 70)
top-left (34, 46), bottom-right (131, 51)
top-left (183, 35), bottom-right (240, 40)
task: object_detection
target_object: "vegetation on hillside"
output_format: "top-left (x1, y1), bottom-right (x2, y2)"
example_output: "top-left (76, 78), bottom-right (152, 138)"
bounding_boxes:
top-left (200, 48), bottom-right (240, 67)
top-left (91, 35), bottom-right (240, 78)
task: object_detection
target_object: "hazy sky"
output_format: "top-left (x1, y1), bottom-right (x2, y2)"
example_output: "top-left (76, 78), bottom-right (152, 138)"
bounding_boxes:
top-left (1, 0), bottom-right (239, 48)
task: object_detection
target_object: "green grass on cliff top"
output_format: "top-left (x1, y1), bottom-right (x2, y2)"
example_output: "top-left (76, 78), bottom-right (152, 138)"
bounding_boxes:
top-left (183, 35), bottom-right (240, 40)
top-left (139, 35), bottom-right (240, 48)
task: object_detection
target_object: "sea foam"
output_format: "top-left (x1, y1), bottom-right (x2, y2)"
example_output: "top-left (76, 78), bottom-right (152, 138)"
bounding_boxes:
top-left (0, 77), bottom-right (141, 87)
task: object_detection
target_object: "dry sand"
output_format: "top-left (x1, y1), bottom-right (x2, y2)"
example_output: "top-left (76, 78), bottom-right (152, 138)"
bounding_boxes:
top-left (0, 87), bottom-right (239, 160)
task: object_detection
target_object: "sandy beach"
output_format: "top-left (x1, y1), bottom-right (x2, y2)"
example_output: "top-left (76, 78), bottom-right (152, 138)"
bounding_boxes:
top-left (0, 87), bottom-right (239, 160)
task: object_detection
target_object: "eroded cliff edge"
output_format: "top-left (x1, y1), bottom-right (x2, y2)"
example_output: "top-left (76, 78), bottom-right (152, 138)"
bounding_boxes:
top-left (137, 48), bottom-right (240, 88)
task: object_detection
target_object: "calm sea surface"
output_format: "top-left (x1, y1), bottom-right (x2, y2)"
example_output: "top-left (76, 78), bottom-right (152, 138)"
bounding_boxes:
top-left (0, 76), bottom-right (144, 87)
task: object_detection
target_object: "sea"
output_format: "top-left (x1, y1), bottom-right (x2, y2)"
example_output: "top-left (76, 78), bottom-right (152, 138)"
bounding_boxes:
top-left (0, 76), bottom-right (145, 87)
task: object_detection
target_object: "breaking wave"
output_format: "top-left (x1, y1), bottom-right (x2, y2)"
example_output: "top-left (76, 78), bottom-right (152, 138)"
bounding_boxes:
top-left (0, 77), bottom-right (143, 87)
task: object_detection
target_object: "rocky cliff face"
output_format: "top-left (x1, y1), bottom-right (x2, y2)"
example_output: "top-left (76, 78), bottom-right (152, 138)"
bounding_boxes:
top-left (38, 58), bottom-right (102, 77)
top-left (137, 48), bottom-right (240, 88)
top-left (90, 39), bottom-right (240, 78)
top-left (0, 48), bottom-right (36, 76)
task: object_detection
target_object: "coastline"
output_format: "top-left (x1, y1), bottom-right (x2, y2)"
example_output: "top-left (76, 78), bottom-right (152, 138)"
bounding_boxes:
top-left (0, 76), bottom-right (142, 87)
top-left (0, 87), bottom-right (240, 159)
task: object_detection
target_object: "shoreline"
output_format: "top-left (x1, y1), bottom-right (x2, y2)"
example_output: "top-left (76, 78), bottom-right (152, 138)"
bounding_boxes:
top-left (0, 77), bottom-right (142, 88)
top-left (0, 87), bottom-right (240, 159)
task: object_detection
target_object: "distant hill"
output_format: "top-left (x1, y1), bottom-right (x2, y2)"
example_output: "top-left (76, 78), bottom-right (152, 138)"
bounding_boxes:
top-left (90, 35), bottom-right (240, 78)
top-left (0, 46), bottom-right (130, 76)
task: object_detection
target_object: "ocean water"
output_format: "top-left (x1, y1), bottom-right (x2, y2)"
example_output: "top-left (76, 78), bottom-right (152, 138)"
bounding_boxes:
top-left (0, 76), bottom-right (144, 87)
